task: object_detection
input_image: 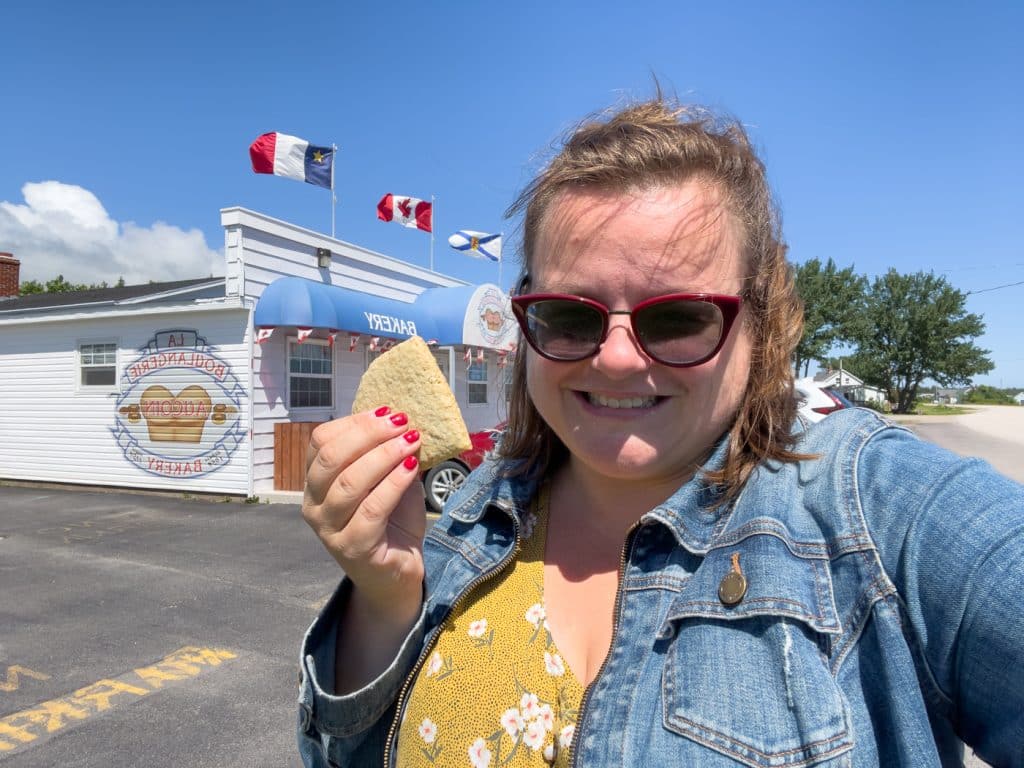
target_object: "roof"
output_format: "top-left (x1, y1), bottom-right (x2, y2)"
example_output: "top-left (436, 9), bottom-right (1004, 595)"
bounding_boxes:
top-left (0, 278), bottom-right (223, 313)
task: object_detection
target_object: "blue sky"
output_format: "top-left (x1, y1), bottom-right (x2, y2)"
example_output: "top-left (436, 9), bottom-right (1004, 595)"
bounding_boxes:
top-left (2, 2), bottom-right (1021, 387)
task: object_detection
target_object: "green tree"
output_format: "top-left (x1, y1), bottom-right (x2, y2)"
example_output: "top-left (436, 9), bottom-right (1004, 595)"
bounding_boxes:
top-left (44, 274), bottom-right (89, 293)
top-left (793, 258), bottom-right (868, 377)
top-left (847, 270), bottom-right (992, 413)
top-left (964, 385), bottom-right (1014, 405)
top-left (19, 274), bottom-right (125, 295)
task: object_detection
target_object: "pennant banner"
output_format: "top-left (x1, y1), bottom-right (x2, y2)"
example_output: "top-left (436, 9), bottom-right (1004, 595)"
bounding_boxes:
top-left (377, 194), bottom-right (432, 232)
top-left (296, 327), bottom-right (314, 343)
top-left (448, 230), bottom-right (501, 262)
top-left (255, 328), bottom-right (274, 344)
top-left (249, 132), bottom-right (333, 189)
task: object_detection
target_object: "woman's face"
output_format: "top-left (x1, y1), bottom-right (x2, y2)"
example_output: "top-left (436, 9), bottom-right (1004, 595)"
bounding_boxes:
top-left (526, 181), bottom-right (753, 489)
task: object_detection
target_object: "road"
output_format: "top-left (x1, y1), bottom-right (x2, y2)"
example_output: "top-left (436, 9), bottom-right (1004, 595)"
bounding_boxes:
top-left (0, 406), bottom-right (1019, 766)
top-left (894, 404), bottom-right (1024, 483)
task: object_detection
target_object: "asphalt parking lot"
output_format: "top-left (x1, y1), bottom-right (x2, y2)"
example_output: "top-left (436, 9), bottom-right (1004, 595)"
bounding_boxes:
top-left (0, 486), bottom-right (333, 767)
top-left (1, 406), bottom-right (1019, 766)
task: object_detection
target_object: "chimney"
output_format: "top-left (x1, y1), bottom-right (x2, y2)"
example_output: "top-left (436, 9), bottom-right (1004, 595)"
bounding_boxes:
top-left (0, 253), bottom-right (20, 298)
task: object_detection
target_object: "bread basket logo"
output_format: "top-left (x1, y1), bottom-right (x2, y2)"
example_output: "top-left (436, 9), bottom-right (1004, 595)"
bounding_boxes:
top-left (111, 330), bottom-right (246, 479)
top-left (473, 286), bottom-right (514, 347)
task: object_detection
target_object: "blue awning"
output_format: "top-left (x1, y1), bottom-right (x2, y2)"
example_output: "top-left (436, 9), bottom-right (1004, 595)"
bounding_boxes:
top-left (253, 277), bottom-right (517, 350)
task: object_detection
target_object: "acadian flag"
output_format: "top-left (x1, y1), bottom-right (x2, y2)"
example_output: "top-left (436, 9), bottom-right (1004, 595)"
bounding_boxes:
top-left (249, 132), bottom-right (333, 189)
top-left (448, 230), bottom-right (502, 262)
top-left (377, 194), bottom-right (432, 232)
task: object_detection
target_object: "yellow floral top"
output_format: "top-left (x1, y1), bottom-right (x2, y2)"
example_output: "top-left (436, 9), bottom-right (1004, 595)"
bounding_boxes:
top-left (396, 484), bottom-right (584, 767)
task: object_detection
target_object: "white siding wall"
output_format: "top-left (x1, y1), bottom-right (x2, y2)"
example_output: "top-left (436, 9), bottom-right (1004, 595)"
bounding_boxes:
top-left (0, 307), bottom-right (251, 495)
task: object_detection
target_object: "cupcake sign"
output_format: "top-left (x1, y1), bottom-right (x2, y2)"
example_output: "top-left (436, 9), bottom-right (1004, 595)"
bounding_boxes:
top-left (112, 330), bottom-right (246, 479)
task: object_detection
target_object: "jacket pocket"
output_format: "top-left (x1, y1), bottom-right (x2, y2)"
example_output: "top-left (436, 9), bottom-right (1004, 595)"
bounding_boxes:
top-left (661, 532), bottom-right (852, 767)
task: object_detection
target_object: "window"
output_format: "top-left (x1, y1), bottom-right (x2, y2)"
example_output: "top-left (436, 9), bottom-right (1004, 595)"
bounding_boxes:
top-left (467, 360), bottom-right (488, 405)
top-left (288, 339), bottom-right (333, 409)
top-left (80, 342), bottom-right (117, 387)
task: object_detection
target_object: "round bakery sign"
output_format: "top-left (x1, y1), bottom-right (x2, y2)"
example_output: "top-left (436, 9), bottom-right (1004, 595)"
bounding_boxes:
top-left (111, 330), bottom-right (246, 479)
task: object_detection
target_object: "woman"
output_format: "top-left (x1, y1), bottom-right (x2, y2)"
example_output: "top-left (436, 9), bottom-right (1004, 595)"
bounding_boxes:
top-left (297, 97), bottom-right (1024, 767)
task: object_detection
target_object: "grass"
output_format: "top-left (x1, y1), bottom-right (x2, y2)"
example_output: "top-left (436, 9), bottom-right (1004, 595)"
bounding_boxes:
top-left (909, 403), bottom-right (975, 416)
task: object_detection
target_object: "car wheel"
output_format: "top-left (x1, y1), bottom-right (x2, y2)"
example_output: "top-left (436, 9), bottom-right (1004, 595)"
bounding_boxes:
top-left (423, 460), bottom-right (469, 514)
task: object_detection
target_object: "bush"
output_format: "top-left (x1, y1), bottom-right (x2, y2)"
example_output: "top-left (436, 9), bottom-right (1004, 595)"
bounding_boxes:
top-left (861, 399), bottom-right (891, 414)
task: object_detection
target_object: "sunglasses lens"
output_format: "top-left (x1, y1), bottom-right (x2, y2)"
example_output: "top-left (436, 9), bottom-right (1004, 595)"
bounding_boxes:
top-left (522, 300), bottom-right (604, 359)
top-left (635, 299), bottom-right (724, 364)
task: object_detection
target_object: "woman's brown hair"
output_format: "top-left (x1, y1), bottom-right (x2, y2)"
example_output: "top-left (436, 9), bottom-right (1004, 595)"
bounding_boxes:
top-left (498, 95), bottom-right (807, 501)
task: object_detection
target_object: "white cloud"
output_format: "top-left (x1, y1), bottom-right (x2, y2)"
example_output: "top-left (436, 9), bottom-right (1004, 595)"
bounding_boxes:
top-left (0, 181), bottom-right (223, 286)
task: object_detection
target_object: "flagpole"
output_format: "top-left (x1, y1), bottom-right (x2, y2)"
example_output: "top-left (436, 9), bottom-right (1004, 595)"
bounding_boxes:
top-left (330, 143), bottom-right (337, 239)
top-left (429, 195), bottom-right (435, 271)
top-left (498, 232), bottom-right (503, 288)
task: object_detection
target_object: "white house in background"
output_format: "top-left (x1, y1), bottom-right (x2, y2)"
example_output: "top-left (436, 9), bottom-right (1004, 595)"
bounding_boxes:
top-left (1014, 391), bottom-right (1024, 405)
top-left (0, 208), bottom-right (517, 499)
top-left (812, 368), bottom-right (887, 405)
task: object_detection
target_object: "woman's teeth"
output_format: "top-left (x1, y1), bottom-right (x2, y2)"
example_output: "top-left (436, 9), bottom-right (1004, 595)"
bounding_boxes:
top-left (587, 393), bottom-right (658, 409)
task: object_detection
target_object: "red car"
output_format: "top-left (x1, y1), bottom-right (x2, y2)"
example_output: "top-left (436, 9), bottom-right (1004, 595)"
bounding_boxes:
top-left (423, 424), bottom-right (504, 513)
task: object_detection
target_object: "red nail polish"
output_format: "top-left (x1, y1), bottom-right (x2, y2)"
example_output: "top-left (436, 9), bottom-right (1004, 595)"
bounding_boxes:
top-left (403, 430), bottom-right (420, 443)
top-left (403, 455), bottom-right (419, 470)
top-left (374, 406), bottom-right (391, 417)
top-left (390, 412), bottom-right (408, 426)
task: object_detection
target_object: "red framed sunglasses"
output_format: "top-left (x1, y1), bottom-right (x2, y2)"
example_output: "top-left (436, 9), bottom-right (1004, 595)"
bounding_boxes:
top-left (509, 291), bottom-right (742, 367)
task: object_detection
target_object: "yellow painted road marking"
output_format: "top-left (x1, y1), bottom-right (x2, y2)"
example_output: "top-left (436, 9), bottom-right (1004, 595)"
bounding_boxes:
top-left (0, 666), bottom-right (51, 693)
top-left (0, 646), bottom-right (237, 756)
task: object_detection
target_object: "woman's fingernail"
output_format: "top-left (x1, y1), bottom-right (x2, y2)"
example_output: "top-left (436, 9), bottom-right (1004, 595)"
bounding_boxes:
top-left (403, 430), bottom-right (420, 444)
top-left (403, 455), bottom-right (419, 470)
top-left (390, 412), bottom-right (408, 426)
top-left (374, 406), bottom-right (391, 417)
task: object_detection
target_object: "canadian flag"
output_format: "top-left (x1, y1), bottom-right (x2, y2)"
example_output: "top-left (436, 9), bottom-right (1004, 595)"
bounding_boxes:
top-left (377, 194), bottom-right (432, 232)
top-left (349, 334), bottom-right (360, 352)
top-left (255, 327), bottom-right (274, 344)
top-left (369, 336), bottom-right (380, 352)
top-left (296, 328), bottom-right (314, 343)
top-left (327, 331), bottom-right (337, 348)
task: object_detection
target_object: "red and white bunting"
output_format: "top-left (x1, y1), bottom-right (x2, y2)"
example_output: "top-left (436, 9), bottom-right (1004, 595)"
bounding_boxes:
top-left (296, 327), bottom-right (314, 343)
top-left (476, 349), bottom-right (485, 362)
top-left (255, 327), bottom-right (274, 344)
top-left (327, 331), bottom-right (338, 348)
top-left (369, 336), bottom-right (380, 352)
top-left (381, 339), bottom-right (395, 352)
top-left (497, 351), bottom-right (508, 368)
top-left (463, 347), bottom-right (472, 362)
top-left (426, 339), bottom-right (438, 346)
top-left (349, 334), bottom-right (360, 352)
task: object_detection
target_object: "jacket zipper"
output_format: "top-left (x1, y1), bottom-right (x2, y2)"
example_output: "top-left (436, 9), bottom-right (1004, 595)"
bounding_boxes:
top-left (382, 502), bottom-right (522, 768)
top-left (568, 522), bottom-right (640, 768)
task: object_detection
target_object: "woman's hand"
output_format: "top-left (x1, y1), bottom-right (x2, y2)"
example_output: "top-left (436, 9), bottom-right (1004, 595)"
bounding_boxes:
top-left (302, 406), bottom-right (427, 624)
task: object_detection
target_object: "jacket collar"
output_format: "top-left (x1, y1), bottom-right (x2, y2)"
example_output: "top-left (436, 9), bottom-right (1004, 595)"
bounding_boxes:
top-left (447, 434), bottom-right (732, 554)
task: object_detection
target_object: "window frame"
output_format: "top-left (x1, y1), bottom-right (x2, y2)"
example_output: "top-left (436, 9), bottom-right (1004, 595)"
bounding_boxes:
top-left (286, 337), bottom-right (334, 411)
top-left (466, 358), bottom-right (488, 406)
top-left (77, 339), bottom-right (119, 392)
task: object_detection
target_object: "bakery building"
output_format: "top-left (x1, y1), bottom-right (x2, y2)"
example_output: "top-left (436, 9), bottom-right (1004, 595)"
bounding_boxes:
top-left (0, 208), bottom-right (517, 499)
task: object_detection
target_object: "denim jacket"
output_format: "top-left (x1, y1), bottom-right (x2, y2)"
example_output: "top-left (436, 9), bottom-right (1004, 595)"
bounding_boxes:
top-left (298, 408), bottom-right (1024, 767)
